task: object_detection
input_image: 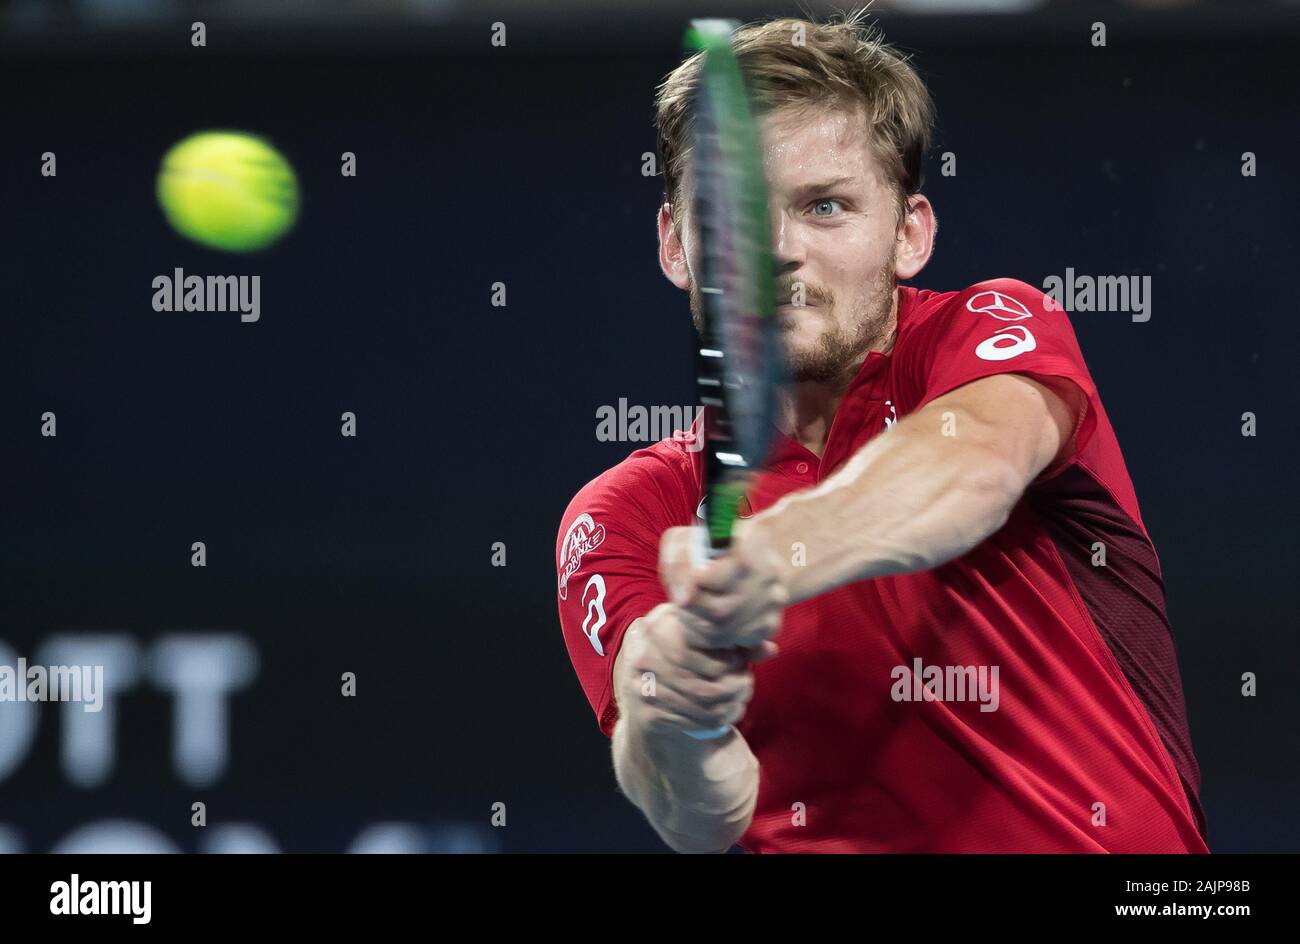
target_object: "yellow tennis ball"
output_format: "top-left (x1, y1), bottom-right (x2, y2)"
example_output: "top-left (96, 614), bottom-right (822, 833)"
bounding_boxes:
top-left (157, 131), bottom-right (299, 253)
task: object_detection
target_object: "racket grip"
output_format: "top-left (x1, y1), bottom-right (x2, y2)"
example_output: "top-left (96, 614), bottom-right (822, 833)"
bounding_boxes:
top-left (690, 522), bottom-right (716, 565)
top-left (685, 524), bottom-right (734, 739)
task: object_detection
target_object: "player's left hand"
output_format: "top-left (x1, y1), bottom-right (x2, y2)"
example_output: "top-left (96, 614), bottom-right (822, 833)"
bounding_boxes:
top-left (660, 522), bottom-right (789, 652)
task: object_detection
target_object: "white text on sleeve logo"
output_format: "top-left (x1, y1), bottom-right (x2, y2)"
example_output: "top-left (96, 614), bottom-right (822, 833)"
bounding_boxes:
top-left (557, 513), bottom-right (606, 600)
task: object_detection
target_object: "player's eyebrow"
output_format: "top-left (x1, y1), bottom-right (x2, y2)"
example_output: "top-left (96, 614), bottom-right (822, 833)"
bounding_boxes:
top-left (790, 175), bottom-right (859, 198)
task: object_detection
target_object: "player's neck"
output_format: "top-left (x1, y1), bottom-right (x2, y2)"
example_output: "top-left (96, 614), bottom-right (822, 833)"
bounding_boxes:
top-left (776, 293), bottom-right (899, 458)
top-left (776, 384), bottom-right (845, 459)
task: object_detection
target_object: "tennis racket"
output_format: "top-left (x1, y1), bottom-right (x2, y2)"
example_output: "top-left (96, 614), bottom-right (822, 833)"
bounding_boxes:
top-left (682, 19), bottom-right (782, 739)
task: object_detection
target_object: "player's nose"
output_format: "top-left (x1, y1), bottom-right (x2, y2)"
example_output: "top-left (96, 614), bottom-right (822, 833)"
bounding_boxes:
top-left (770, 208), bottom-right (804, 270)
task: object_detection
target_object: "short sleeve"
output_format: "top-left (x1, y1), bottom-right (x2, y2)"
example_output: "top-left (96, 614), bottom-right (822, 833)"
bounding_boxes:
top-left (555, 446), bottom-right (696, 737)
top-left (899, 278), bottom-right (1101, 477)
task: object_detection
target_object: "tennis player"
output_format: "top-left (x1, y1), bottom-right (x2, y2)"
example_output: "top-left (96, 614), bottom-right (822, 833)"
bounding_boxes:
top-left (556, 13), bottom-right (1207, 853)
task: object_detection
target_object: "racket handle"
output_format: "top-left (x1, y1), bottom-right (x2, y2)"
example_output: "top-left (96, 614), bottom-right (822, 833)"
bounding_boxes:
top-left (689, 522), bottom-right (718, 565)
top-left (686, 523), bottom-right (734, 739)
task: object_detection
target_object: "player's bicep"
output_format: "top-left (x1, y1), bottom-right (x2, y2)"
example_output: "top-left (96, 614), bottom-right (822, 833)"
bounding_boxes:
top-left (920, 372), bottom-right (1084, 486)
top-left (1020, 373), bottom-right (1090, 477)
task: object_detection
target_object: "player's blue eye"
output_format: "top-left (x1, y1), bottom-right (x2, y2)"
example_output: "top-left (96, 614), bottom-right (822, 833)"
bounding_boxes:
top-left (811, 199), bottom-right (842, 217)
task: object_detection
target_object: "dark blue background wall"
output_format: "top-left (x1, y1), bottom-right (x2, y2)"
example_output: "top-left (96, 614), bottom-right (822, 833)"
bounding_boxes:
top-left (3, 13), bottom-right (1297, 851)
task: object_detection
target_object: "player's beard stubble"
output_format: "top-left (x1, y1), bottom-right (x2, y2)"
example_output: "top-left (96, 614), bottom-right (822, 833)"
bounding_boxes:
top-left (688, 246), bottom-right (898, 387)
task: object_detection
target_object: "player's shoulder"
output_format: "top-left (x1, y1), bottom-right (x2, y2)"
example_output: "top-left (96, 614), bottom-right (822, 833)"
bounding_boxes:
top-left (902, 277), bottom-right (1055, 333)
top-left (570, 435), bottom-right (698, 507)
top-left (557, 420), bottom-right (701, 546)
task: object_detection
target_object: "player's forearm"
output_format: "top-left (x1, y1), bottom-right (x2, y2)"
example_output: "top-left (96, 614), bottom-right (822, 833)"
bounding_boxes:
top-left (612, 714), bottom-right (759, 854)
top-left (754, 403), bottom-right (1026, 603)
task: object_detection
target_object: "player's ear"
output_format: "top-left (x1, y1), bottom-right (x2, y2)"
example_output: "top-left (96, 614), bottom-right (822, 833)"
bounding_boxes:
top-left (658, 202), bottom-right (692, 291)
top-left (894, 193), bottom-right (936, 282)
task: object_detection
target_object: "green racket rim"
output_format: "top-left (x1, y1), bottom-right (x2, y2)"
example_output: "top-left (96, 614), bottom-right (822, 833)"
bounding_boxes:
top-left (685, 20), bottom-right (776, 320)
top-left (686, 19), bottom-right (779, 549)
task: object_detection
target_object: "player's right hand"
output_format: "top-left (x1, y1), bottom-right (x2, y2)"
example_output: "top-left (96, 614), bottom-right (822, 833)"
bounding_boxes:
top-left (658, 525), bottom-right (788, 651)
top-left (614, 602), bottom-right (774, 739)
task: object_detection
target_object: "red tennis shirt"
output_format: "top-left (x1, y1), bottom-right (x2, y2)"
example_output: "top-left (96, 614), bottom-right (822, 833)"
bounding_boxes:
top-left (556, 278), bottom-right (1207, 853)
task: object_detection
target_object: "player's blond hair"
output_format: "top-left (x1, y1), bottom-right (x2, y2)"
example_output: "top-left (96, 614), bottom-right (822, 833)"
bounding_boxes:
top-left (654, 9), bottom-right (934, 230)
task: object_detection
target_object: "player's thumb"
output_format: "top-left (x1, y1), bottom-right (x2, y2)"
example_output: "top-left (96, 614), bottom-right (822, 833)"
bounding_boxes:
top-left (659, 526), bottom-right (706, 606)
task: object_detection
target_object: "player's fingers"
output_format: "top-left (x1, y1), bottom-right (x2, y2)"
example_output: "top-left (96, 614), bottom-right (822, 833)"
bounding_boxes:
top-left (681, 589), bottom-right (744, 625)
top-left (743, 640), bottom-right (780, 665)
top-left (662, 638), bottom-right (743, 679)
top-left (685, 578), bottom-right (787, 636)
top-left (629, 630), bottom-right (737, 691)
top-left (676, 606), bottom-right (742, 650)
top-left (689, 554), bottom-right (746, 595)
top-left (642, 680), bottom-right (743, 731)
top-left (729, 607), bottom-right (784, 650)
top-left (730, 586), bottom-right (787, 640)
top-left (656, 667), bottom-right (753, 710)
top-left (629, 631), bottom-right (752, 708)
top-left (659, 526), bottom-right (705, 605)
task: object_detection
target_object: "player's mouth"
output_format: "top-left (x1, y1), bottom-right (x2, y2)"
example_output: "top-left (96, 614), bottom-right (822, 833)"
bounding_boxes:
top-left (776, 305), bottom-right (812, 330)
top-left (777, 301), bottom-right (820, 316)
